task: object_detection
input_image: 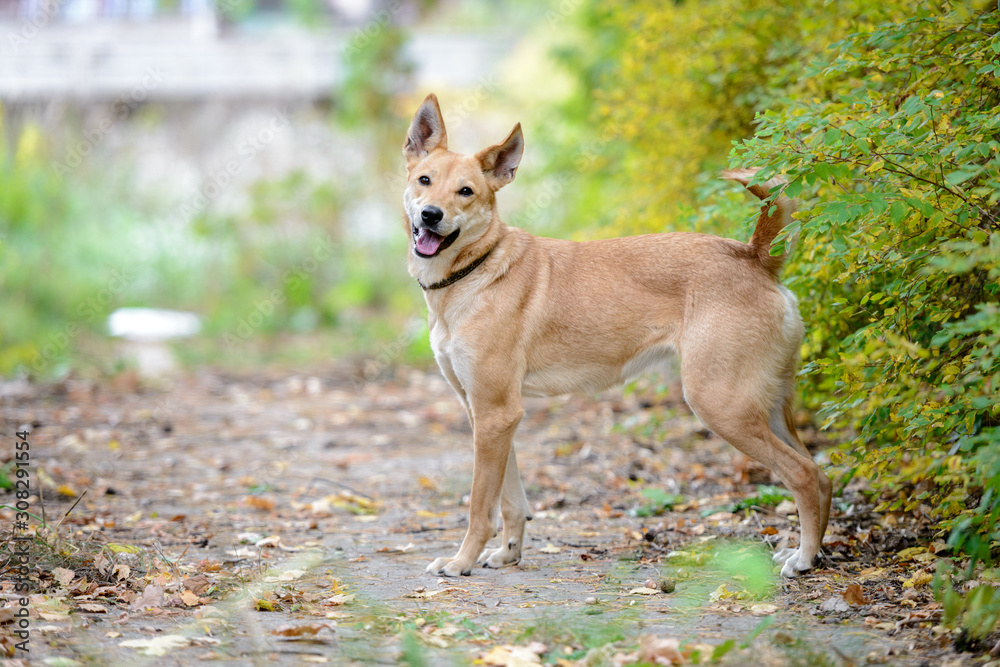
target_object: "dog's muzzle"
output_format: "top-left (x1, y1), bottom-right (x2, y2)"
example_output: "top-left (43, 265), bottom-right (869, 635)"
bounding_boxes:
top-left (413, 224), bottom-right (459, 258)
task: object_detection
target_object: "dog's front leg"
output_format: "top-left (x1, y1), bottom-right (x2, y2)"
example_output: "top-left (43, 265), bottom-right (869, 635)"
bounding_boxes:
top-left (427, 402), bottom-right (523, 577)
top-left (478, 446), bottom-right (530, 568)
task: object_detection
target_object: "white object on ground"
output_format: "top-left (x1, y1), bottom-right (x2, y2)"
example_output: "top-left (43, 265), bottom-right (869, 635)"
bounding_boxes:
top-left (108, 308), bottom-right (201, 342)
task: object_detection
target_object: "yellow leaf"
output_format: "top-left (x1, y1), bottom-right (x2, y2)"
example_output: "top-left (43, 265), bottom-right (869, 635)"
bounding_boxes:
top-left (56, 484), bottom-right (78, 498)
top-left (902, 571), bottom-right (933, 588)
top-left (866, 159), bottom-right (885, 173)
top-left (896, 547), bottom-right (928, 561)
top-left (710, 584), bottom-right (736, 602)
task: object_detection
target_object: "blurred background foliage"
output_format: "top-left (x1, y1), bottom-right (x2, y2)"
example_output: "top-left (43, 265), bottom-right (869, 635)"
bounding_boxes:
top-left (1, 0), bottom-right (999, 638)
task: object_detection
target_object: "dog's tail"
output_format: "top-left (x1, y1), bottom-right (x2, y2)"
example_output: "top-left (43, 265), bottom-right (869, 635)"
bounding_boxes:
top-left (721, 168), bottom-right (795, 277)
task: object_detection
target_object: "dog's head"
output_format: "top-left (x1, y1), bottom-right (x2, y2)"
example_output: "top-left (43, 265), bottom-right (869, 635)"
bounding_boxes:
top-left (402, 93), bottom-right (523, 259)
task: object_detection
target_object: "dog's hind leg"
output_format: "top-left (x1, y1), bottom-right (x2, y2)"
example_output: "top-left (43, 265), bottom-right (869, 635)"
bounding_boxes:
top-left (682, 365), bottom-right (825, 578)
top-left (769, 386), bottom-right (832, 569)
top-left (478, 446), bottom-right (531, 568)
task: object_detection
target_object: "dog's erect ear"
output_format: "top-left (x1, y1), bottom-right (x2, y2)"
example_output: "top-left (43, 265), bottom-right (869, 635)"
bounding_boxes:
top-left (404, 94), bottom-right (448, 167)
top-left (475, 123), bottom-right (523, 191)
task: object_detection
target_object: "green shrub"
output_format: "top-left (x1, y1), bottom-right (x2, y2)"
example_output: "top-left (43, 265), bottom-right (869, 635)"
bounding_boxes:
top-left (546, 0), bottom-right (999, 636)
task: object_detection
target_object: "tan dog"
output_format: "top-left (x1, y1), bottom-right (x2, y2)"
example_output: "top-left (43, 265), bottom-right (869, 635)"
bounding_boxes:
top-left (402, 93), bottom-right (831, 578)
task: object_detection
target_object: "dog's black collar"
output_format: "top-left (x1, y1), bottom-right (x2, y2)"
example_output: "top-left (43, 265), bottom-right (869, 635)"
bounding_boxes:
top-left (417, 246), bottom-right (495, 291)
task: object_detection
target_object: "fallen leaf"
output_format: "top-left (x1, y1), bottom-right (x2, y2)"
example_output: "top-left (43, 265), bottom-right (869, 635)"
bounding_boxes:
top-left (245, 496), bottom-right (275, 511)
top-left (774, 499), bottom-right (797, 515)
top-left (77, 604), bottom-right (107, 613)
top-left (39, 612), bottom-right (71, 621)
top-left (639, 635), bottom-right (685, 665)
top-left (844, 584), bottom-right (869, 606)
top-left (53, 567), bottom-right (76, 588)
top-left (93, 553), bottom-right (111, 575)
top-left (480, 643), bottom-right (545, 666)
top-left (538, 544), bottom-right (562, 554)
top-left (322, 594), bottom-right (355, 606)
top-left (180, 591), bottom-right (201, 607)
top-left (255, 536), bottom-right (283, 548)
top-left (130, 584), bottom-right (164, 611)
top-left (120, 635), bottom-right (191, 656)
top-left (819, 597), bottom-right (850, 613)
top-left (629, 587), bottom-right (659, 595)
top-left (114, 564), bottom-right (131, 582)
top-left (709, 584), bottom-right (737, 602)
top-left (896, 547), bottom-right (928, 562)
top-left (183, 574), bottom-right (211, 596)
top-left (902, 571), bottom-right (933, 589)
top-left (405, 588), bottom-right (466, 599)
top-left (0, 606), bottom-right (14, 623)
top-left (377, 542), bottom-right (416, 554)
top-left (272, 622), bottom-right (336, 639)
top-left (749, 603), bottom-right (779, 615)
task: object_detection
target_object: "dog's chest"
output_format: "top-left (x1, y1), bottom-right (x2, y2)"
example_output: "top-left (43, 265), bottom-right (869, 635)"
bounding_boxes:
top-left (427, 311), bottom-right (463, 382)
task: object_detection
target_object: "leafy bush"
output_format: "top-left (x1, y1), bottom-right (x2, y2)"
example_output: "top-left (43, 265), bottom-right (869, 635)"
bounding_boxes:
top-left (547, 0), bottom-right (1000, 638)
top-left (732, 3), bottom-right (1000, 569)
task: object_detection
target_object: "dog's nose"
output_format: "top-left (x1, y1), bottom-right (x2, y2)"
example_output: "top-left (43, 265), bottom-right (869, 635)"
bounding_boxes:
top-left (421, 206), bottom-right (444, 226)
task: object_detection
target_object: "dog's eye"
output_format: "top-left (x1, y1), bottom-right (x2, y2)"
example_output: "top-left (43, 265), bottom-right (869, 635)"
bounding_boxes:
top-left (458, 187), bottom-right (474, 197)
top-left (419, 176), bottom-right (431, 185)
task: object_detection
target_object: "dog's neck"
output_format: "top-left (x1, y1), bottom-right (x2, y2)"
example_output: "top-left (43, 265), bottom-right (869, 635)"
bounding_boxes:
top-left (409, 206), bottom-right (509, 295)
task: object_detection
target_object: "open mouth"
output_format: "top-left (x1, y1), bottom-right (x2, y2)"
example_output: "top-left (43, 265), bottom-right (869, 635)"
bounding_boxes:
top-left (413, 226), bottom-right (460, 258)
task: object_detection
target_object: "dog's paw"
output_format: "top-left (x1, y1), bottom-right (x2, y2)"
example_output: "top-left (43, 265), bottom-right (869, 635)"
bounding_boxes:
top-left (772, 547), bottom-right (797, 565)
top-left (773, 548), bottom-right (814, 578)
top-left (477, 540), bottom-right (522, 569)
top-left (426, 556), bottom-right (472, 577)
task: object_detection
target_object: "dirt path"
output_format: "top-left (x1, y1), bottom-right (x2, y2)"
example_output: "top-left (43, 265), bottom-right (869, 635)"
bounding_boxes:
top-left (1, 367), bottom-right (959, 665)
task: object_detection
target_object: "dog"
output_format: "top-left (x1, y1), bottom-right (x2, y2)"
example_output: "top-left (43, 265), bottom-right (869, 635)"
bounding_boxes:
top-left (402, 93), bottom-right (832, 579)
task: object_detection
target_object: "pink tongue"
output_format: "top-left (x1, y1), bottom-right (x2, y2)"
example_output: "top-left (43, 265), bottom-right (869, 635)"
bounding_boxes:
top-left (416, 228), bottom-right (444, 256)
